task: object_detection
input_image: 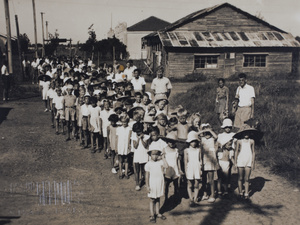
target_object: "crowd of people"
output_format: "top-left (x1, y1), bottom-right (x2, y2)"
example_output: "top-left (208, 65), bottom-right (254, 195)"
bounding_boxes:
top-left (28, 55), bottom-right (261, 223)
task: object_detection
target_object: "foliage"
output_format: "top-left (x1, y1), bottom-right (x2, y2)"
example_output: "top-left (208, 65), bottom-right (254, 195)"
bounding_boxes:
top-left (19, 33), bottom-right (30, 53)
top-left (296, 36), bottom-right (300, 43)
top-left (171, 79), bottom-right (300, 186)
top-left (45, 38), bottom-right (60, 56)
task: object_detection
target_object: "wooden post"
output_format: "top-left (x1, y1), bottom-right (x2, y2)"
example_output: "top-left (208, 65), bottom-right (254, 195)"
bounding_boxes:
top-left (32, 0), bottom-right (38, 58)
top-left (41, 12), bottom-right (45, 57)
top-left (46, 21), bottom-right (49, 41)
top-left (4, 0), bottom-right (13, 74)
top-left (15, 15), bottom-right (24, 80)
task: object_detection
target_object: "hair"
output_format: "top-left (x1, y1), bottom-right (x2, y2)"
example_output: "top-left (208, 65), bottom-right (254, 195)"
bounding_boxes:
top-left (156, 113), bottom-right (168, 121)
top-left (108, 114), bottom-right (119, 122)
top-left (156, 66), bottom-right (164, 73)
top-left (127, 60), bottom-right (133, 64)
top-left (135, 92), bottom-right (143, 97)
top-left (168, 116), bottom-right (178, 124)
top-left (177, 108), bottom-right (188, 117)
top-left (120, 114), bottom-right (130, 122)
top-left (149, 126), bottom-right (159, 134)
top-left (132, 122), bottom-right (144, 133)
top-left (133, 68), bottom-right (141, 74)
top-left (238, 73), bottom-right (247, 79)
top-left (218, 78), bottom-right (225, 83)
top-left (189, 112), bottom-right (202, 127)
top-left (90, 96), bottom-right (97, 104)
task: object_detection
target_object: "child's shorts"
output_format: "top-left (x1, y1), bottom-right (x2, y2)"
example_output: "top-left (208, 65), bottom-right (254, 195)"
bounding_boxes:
top-left (55, 109), bottom-right (65, 120)
top-left (65, 107), bottom-right (76, 121)
top-left (82, 116), bottom-right (88, 131)
top-left (218, 160), bottom-right (230, 173)
top-left (118, 154), bottom-right (128, 163)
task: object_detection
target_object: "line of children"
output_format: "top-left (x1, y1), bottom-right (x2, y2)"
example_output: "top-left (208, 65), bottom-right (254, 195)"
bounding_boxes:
top-left (37, 57), bottom-right (262, 223)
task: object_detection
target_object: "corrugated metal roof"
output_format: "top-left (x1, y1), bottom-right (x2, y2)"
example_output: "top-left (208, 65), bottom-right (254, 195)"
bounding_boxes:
top-left (158, 31), bottom-right (300, 48)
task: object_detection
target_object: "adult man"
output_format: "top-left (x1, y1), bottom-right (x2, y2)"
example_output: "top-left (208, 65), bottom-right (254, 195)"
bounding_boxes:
top-left (234, 73), bottom-right (255, 129)
top-left (151, 66), bottom-right (172, 99)
top-left (131, 69), bottom-right (146, 93)
top-left (1, 60), bottom-right (10, 102)
top-left (123, 60), bottom-right (136, 81)
top-left (31, 58), bottom-right (39, 84)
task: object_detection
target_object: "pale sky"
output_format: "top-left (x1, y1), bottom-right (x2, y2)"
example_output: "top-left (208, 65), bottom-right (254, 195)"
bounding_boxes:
top-left (0, 0), bottom-right (299, 44)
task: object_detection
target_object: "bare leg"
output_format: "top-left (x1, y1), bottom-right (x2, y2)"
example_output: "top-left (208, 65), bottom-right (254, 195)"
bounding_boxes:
top-left (187, 180), bottom-right (193, 201)
top-left (155, 198), bottom-right (160, 215)
top-left (165, 178), bottom-right (171, 200)
top-left (238, 167), bottom-right (245, 195)
top-left (194, 180), bottom-right (200, 202)
top-left (208, 171), bottom-right (215, 198)
top-left (90, 133), bottom-right (94, 150)
top-left (125, 162), bottom-right (129, 177)
top-left (95, 133), bottom-right (99, 149)
top-left (244, 167), bottom-right (252, 196)
top-left (134, 163), bottom-right (140, 186)
top-left (149, 199), bottom-right (155, 217)
top-left (118, 156), bottom-right (123, 177)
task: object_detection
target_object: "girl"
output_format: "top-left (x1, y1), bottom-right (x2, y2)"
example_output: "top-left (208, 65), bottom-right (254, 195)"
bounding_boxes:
top-left (132, 122), bottom-right (149, 191)
top-left (107, 114), bottom-right (119, 174)
top-left (184, 131), bottom-right (202, 206)
top-left (116, 115), bottom-right (132, 179)
top-left (234, 126), bottom-right (259, 200)
top-left (166, 117), bottom-right (178, 136)
top-left (199, 124), bottom-right (219, 203)
top-left (188, 112), bottom-right (202, 133)
top-left (154, 96), bottom-right (168, 116)
top-left (145, 142), bottom-right (168, 223)
top-left (47, 81), bottom-right (57, 128)
top-left (216, 137), bottom-right (234, 198)
top-left (162, 133), bottom-right (183, 201)
top-left (215, 78), bottom-right (229, 124)
top-left (89, 97), bottom-right (102, 152)
top-left (100, 100), bottom-right (114, 158)
top-left (39, 75), bottom-right (51, 112)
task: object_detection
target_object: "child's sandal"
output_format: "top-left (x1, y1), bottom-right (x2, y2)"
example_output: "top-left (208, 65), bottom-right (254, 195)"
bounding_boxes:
top-left (149, 216), bottom-right (156, 223)
top-left (157, 214), bottom-right (166, 220)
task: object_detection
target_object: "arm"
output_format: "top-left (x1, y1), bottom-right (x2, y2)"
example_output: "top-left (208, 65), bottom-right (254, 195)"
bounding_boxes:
top-left (184, 149), bottom-right (188, 173)
top-left (208, 129), bottom-right (218, 140)
top-left (166, 89), bottom-right (171, 98)
top-left (251, 139), bottom-right (255, 170)
top-left (142, 85), bottom-right (145, 94)
top-left (107, 126), bottom-right (111, 150)
top-left (140, 134), bottom-right (147, 148)
top-left (133, 136), bottom-right (139, 149)
top-left (128, 130), bottom-right (132, 151)
top-left (234, 141), bottom-right (240, 166)
top-left (250, 98), bottom-right (255, 118)
top-left (225, 87), bottom-right (229, 110)
top-left (145, 171), bottom-right (150, 193)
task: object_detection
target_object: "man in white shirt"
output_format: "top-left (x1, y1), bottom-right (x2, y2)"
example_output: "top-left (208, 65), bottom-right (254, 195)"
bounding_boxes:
top-left (151, 66), bottom-right (172, 99)
top-left (131, 69), bottom-right (146, 93)
top-left (123, 60), bottom-right (136, 81)
top-left (1, 61), bottom-right (10, 102)
top-left (234, 73), bottom-right (255, 129)
top-left (31, 58), bottom-right (39, 84)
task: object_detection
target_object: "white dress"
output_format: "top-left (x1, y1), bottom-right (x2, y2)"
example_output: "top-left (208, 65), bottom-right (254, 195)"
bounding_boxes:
top-left (185, 147), bottom-right (202, 180)
top-left (163, 146), bottom-right (180, 179)
top-left (40, 80), bottom-right (50, 100)
top-left (145, 160), bottom-right (165, 199)
top-left (201, 137), bottom-right (219, 171)
top-left (100, 109), bottom-right (113, 137)
top-left (132, 132), bottom-right (149, 164)
top-left (237, 139), bottom-right (252, 167)
top-left (116, 126), bottom-right (131, 155)
top-left (90, 106), bottom-right (101, 133)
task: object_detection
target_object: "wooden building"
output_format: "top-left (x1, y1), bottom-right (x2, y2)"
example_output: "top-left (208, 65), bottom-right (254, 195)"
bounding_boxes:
top-left (143, 3), bottom-right (300, 78)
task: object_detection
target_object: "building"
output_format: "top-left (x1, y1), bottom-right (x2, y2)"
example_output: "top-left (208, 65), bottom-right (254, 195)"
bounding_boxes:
top-left (143, 3), bottom-right (300, 78)
top-left (112, 17), bottom-right (170, 59)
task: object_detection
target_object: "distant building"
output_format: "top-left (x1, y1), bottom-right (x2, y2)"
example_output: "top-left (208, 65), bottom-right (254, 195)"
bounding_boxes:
top-left (143, 3), bottom-right (300, 78)
top-left (111, 17), bottom-right (170, 59)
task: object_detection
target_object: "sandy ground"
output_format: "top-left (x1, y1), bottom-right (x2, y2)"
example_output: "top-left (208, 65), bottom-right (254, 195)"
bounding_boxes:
top-left (0, 85), bottom-right (299, 225)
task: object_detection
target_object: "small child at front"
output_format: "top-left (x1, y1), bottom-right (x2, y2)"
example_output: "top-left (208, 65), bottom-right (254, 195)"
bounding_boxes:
top-left (216, 137), bottom-right (234, 198)
top-left (184, 131), bottom-right (202, 207)
top-left (162, 133), bottom-right (183, 202)
top-left (107, 114), bottom-right (119, 174)
top-left (145, 142), bottom-right (168, 223)
top-left (116, 115), bottom-right (132, 179)
top-left (234, 126), bottom-right (256, 200)
top-left (132, 122), bottom-right (149, 191)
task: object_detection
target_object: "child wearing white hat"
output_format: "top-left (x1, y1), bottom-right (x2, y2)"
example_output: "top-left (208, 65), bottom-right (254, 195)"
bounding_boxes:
top-left (184, 131), bottom-right (202, 207)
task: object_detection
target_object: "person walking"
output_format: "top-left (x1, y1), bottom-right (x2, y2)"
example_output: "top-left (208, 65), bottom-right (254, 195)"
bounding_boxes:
top-left (1, 61), bottom-right (11, 102)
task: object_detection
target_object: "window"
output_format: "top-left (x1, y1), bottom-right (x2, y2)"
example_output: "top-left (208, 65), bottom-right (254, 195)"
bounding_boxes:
top-left (225, 53), bottom-right (235, 59)
top-left (243, 54), bottom-right (267, 67)
top-left (194, 55), bottom-right (219, 69)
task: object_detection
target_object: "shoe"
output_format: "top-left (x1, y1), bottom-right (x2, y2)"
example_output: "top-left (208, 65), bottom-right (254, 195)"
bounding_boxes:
top-left (157, 214), bottom-right (166, 220)
top-left (189, 200), bottom-right (195, 207)
top-left (149, 216), bottom-right (156, 223)
top-left (66, 138), bottom-right (71, 142)
top-left (208, 197), bottom-right (216, 203)
top-left (135, 186), bottom-right (141, 191)
top-left (201, 195), bottom-right (209, 201)
top-left (44, 109), bottom-right (49, 112)
top-left (111, 168), bottom-right (117, 174)
top-left (122, 169), bottom-right (125, 174)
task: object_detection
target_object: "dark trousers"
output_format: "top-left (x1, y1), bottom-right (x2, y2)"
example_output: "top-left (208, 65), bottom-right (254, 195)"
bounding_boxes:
top-left (2, 75), bottom-right (11, 100)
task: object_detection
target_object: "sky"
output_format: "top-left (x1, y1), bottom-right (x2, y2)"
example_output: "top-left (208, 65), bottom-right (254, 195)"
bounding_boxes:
top-left (0, 0), bottom-right (300, 44)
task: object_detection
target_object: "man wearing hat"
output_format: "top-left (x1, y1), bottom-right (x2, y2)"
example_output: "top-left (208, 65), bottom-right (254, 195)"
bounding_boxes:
top-left (234, 73), bottom-right (255, 129)
top-left (151, 66), bottom-right (172, 99)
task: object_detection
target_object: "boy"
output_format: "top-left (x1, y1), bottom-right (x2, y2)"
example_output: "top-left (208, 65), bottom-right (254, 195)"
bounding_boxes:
top-left (131, 69), bottom-right (146, 93)
top-left (63, 85), bottom-right (77, 141)
top-left (53, 88), bottom-right (65, 135)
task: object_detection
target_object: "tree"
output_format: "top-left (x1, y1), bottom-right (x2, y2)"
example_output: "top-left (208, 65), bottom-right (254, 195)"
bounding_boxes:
top-left (296, 36), bottom-right (300, 43)
top-left (19, 33), bottom-right (30, 53)
top-left (94, 36), bottom-right (128, 60)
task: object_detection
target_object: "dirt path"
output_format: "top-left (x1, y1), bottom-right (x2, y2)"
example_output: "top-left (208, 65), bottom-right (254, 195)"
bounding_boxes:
top-left (0, 95), bottom-right (299, 225)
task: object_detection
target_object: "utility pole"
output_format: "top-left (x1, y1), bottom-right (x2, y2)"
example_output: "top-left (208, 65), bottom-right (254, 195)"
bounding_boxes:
top-left (4, 0), bottom-right (13, 74)
top-left (32, 0), bottom-right (38, 58)
top-left (46, 21), bottom-right (49, 41)
top-left (15, 15), bottom-right (25, 80)
top-left (41, 12), bottom-right (45, 57)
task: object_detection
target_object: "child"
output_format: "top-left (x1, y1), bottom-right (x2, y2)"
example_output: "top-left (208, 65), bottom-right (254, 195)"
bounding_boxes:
top-left (53, 88), bottom-right (65, 135)
top-left (148, 126), bottom-right (168, 152)
top-left (47, 81), bottom-right (57, 128)
top-left (184, 131), bottom-right (202, 206)
top-left (116, 115), bottom-right (132, 179)
top-left (162, 133), bottom-right (183, 201)
top-left (234, 125), bottom-right (260, 200)
top-left (141, 92), bottom-right (151, 112)
top-left (145, 142), bottom-right (168, 223)
top-left (81, 93), bottom-right (92, 149)
top-left (63, 85), bottom-right (77, 141)
top-left (89, 96), bottom-right (102, 152)
top-left (39, 75), bottom-right (51, 112)
top-left (133, 92), bottom-right (143, 107)
top-left (100, 100), bottom-right (114, 157)
top-left (188, 112), bottom-right (202, 132)
top-left (107, 114), bottom-right (119, 174)
top-left (199, 124), bottom-right (219, 203)
top-left (76, 88), bottom-right (85, 143)
top-left (155, 113), bottom-right (168, 137)
top-left (154, 96), bottom-right (168, 116)
top-left (216, 137), bottom-right (234, 198)
top-left (215, 78), bottom-right (229, 124)
top-left (166, 117), bottom-right (178, 136)
top-left (177, 108), bottom-right (189, 141)
top-left (132, 122), bottom-right (149, 191)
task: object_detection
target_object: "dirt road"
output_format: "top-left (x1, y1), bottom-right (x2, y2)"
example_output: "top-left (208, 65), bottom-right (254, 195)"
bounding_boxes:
top-left (0, 95), bottom-right (299, 225)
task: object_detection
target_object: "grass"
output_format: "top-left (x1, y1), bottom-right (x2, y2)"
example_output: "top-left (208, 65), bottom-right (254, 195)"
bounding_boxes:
top-left (170, 79), bottom-right (300, 186)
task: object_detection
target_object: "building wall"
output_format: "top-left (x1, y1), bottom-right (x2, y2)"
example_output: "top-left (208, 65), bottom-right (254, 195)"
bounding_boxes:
top-left (167, 50), bottom-right (293, 78)
top-left (178, 6), bottom-right (273, 32)
top-left (127, 31), bottom-right (150, 59)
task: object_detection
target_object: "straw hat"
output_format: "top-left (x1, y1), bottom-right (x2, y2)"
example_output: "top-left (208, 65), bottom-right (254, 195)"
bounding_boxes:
top-left (128, 106), bottom-right (145, 119)
top-left (233, 124), bottom-right (263, 141)
top-left (84, 92), bottom-right (91, 98)
top-left (186, 131), bottom-right (200, 143)
top-left (107, 90), bottom-right (116, 98)
top-left (79, 81), bottom-right (84, 86)
top-left (221, 118), bottom-right (233, 128)
top-left (113, 102), bottom-right (124, 112)
top-left (154, 95), bottom-right (169, 105)
top-left (145, 92), bottom-right (152, 101)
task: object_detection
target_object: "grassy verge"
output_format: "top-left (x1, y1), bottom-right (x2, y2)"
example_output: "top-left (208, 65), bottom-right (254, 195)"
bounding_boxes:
top-left (170, 79), bottom-right (300, 186)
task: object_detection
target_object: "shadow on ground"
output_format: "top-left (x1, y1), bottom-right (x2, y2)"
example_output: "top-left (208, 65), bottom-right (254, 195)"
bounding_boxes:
top-left (0, 216), bottom-right (21, 225)
top-left (0, 107), bottom-right (13, 125)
